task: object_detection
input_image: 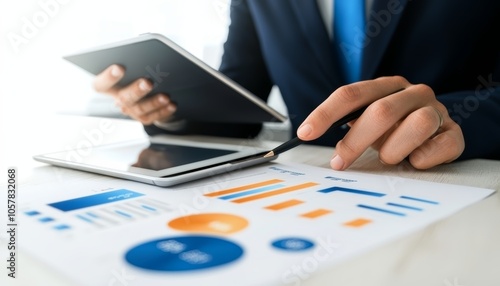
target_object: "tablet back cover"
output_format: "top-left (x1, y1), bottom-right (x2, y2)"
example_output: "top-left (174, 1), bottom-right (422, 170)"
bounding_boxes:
top-left (64, 34), bottom-right (286, 123)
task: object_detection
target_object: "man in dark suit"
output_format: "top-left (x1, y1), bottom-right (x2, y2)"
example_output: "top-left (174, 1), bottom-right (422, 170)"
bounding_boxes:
top-left (93, 0), bottom-right (500, 170)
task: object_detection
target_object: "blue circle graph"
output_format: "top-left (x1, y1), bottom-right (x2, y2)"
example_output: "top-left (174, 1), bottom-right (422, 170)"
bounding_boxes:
top-left (271, 237), bottom-right (315, 252)
top-left (125, 235), bottom-right (244, 272)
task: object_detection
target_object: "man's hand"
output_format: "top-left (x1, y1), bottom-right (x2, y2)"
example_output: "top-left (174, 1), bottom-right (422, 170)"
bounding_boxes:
top-left (93, 65), bottom-right (176, 125)
top-left (298, 76), bottom-right (465, 170)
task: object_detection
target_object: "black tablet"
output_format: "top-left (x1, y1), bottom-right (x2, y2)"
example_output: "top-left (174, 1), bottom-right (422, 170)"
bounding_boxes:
top-left (64, 33), bottom-right (287, 123)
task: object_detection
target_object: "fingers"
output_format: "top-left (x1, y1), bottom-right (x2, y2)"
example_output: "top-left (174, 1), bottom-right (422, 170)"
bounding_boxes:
top-left (375, 100), bottom-right (463, 169)
top-left (116, 78), bottom-right (153, 106)
top-left (312, 77), bottom-right (465, 171)
top-left (331, 84), bottom-right (436, 169)
top-left (93, 64), bottom-right (152, 104)
top-left (377, 105), bottom-right (445, 164)
top-left (92, 64), bottom-right (177, 125)
top-left (298, 76), bottom-right (411, 140)
top-left (407, 116), bottom-right (464, 169)
top-left (115, 80), bottom-right (177, 124)
top-left (121, 94), bottom-right (177, 125)
top-left (93, 64), bottom-right (124, 92)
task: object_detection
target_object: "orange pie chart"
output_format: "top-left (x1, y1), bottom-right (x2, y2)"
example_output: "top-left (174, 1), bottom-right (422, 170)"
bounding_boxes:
top-left (168, 213), bottom-right (248, 235)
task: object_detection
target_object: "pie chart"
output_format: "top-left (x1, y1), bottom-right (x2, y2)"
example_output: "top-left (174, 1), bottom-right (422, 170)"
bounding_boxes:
top-left (125, 235), bottom-right (244, 272)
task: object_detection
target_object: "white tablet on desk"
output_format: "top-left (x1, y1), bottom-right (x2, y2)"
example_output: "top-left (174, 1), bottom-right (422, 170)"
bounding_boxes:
top-left (33, 136), bottom-right (276, 187)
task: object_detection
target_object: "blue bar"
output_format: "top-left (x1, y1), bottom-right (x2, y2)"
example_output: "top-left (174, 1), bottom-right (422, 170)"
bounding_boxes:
top-left (141, 205), bottom-right (157, 212)
top-left (387, 202), bottom-right (423, 211)
top-left (76, 214), bottom-right (93, 223)
top-left (48, 189), bottom-right (144, 212)
top-left (86, 212), bottom-right (99, 218)
top-left (357, 204), bottom-right (406, 216)
top-left (39, 217), bottom-right (55, 223)
top-left (400, 196), bottom-right (439, 205)
top-left (54, 224), bottom-right (71, 230)
top-left (115, 210), bottom-right (132, 218)
top-left (219, 184), bottom-right (286, 200)
top-left (318, 186), bottom-right (385, 197)
top-left (25, 210), bottom-right (41, 216)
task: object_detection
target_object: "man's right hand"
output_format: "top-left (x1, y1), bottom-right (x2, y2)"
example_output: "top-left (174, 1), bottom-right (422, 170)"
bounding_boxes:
top-left (93, 64), bottom-right (177, 125)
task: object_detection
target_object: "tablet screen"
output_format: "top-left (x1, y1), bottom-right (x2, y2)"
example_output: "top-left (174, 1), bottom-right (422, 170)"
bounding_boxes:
top-left (131, 143), bottom-right (236, 171)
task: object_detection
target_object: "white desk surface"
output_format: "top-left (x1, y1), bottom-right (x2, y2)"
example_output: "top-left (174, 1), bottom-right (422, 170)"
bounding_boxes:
top-left (1, 115), bottom-right (499, 286)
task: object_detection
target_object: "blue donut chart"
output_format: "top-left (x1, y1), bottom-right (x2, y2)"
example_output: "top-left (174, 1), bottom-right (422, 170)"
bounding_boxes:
top-left (125, 235), bottom-right (244, 272)
top-left (271, 237), bottom-right (315, 252)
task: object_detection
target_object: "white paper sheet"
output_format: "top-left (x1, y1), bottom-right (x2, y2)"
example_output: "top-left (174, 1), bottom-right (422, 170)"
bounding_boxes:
top-left (12, 162), bottom-right (495, 285)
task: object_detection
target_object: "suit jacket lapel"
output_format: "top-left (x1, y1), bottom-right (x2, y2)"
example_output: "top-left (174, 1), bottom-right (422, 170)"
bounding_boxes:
top-left (362, 0), bottom-right (409, 79)
top-left (289, 0), bottom-right (342, 87)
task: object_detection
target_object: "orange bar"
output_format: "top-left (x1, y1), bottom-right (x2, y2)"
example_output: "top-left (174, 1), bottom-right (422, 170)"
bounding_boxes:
top-left (232, 182), bottom-right (318, 203)
top-left (344, 218), bottom-right (372, 227)
top-left (265, 199), bottom-right (304, 211)
top-left (204, 179), bottom-right (284, 197)
top-left (300, 209), bottom-right (332, 219)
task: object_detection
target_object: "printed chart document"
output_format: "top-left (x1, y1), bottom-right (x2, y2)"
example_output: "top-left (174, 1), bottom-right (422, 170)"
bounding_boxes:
top-left (12, 163), bottom-right (494, 285)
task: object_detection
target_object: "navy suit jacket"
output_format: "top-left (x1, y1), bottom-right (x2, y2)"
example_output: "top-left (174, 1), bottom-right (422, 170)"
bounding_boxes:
top-left (146, 0), bottom-right (500, 160)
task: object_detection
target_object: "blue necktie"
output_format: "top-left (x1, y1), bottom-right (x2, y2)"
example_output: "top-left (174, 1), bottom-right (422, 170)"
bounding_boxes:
top-left (334, 0), bottom-right (365, 83)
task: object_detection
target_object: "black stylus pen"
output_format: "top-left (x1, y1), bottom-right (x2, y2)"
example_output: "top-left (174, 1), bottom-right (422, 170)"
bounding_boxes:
top-left (263, 88), bottom-right (405, 158)
top-left (263, 106), bottom-right (366, 158)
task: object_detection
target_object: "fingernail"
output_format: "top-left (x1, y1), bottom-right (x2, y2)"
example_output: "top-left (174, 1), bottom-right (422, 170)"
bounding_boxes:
top-left (167, 104), bottom-right (177, 113)
top-left (158, 96), bottom-right (168, 104)
top-left (139, 80), bottom-right (151, 91)
top-left (297, 124), bottom-right (312, 138)
top-left (330, 155), bottom-right (345, 170)
top-left (111, 66), bottom-right (122, 77)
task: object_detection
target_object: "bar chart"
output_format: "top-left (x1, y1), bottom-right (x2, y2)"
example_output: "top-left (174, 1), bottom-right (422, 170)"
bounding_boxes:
top-left (204, 176), bottom-right (442, 228)
top-left (24, 189), bottom-right (174, 233)
top-left (72, 197), bottom-right (173, 228)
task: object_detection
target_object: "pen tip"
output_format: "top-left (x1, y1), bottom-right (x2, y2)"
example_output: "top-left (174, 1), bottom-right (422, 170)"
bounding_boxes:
top-left (263, 151), bottom-right (274, 158)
